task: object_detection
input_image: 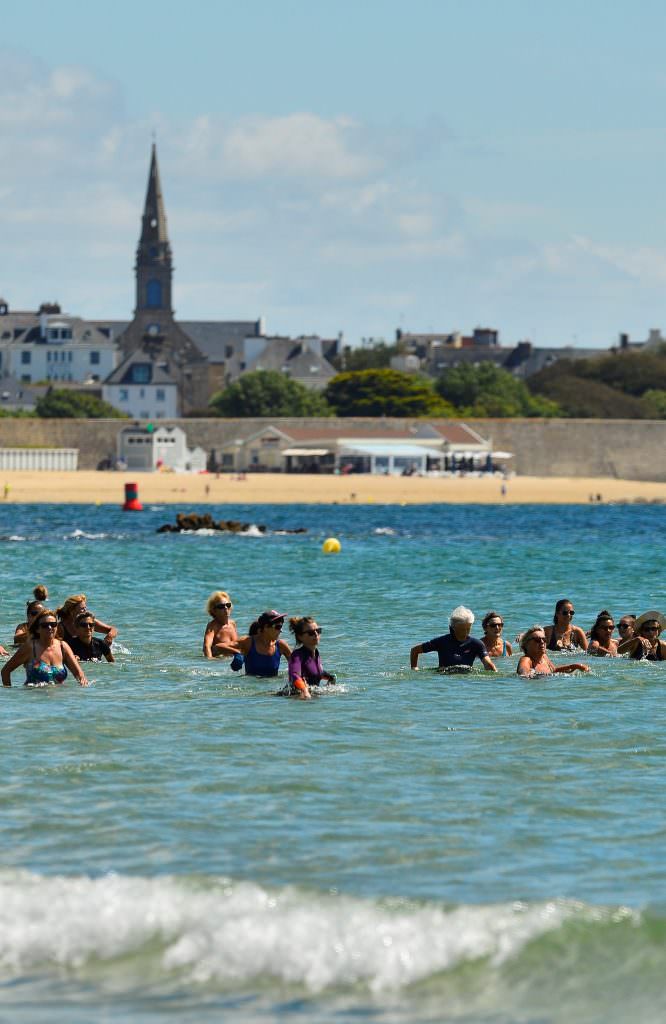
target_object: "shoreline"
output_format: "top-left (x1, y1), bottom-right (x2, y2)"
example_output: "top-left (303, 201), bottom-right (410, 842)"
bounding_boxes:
top-left (1, 470), bottom-right (666, 505)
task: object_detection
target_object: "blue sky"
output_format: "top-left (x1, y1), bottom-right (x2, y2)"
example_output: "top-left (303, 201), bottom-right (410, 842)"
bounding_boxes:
top-left (2, 0), bottom-right (666, 348)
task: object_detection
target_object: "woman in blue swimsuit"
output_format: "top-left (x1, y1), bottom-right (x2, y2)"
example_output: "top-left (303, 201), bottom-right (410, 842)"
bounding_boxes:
top-left (235, 610), bottom-right (291, 677)
top-left (2, 609), bottom-right (89, 688)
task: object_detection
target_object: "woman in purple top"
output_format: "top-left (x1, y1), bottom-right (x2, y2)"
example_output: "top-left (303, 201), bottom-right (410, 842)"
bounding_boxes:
top-left (285, 616), bottom-right (336, 700)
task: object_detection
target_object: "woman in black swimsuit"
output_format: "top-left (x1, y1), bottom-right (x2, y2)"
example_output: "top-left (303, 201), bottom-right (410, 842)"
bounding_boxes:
top-left (620, 611), bottom-right (666, 661)
top-left (544, 599), bottom-right (588, 652)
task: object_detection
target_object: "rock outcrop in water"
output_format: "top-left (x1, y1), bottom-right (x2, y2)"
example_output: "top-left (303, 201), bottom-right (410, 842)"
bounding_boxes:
top-left (156, 512), bottom-right (307, 534)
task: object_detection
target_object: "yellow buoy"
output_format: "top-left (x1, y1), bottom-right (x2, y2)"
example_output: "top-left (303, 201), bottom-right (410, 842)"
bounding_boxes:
top-left (322, 537), bottom-right (341, 554)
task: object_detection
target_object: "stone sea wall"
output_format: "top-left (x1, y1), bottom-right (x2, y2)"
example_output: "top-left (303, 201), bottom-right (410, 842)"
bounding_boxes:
top-left (0, 417), bottom-right (664, 480)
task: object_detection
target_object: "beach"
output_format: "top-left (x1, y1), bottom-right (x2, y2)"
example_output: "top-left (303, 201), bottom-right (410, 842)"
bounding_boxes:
top-left (2, 469), bottom-right (666, 504)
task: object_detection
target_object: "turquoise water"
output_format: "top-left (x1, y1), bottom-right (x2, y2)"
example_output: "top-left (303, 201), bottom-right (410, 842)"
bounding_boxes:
top-left (1, 501), bottom-right (666, 1022)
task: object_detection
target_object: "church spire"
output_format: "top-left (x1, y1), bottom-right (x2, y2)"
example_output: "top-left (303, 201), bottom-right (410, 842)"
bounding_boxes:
top-left (134, 143), bottom-right (173, 315)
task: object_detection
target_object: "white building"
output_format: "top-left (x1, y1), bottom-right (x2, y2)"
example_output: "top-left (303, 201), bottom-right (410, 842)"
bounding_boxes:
top-left (103, 346), bottom-right (179, 419)
top-left (0, 303), bottom-right (118, 385)
top-left (117, 425), bottom-right (206, 472)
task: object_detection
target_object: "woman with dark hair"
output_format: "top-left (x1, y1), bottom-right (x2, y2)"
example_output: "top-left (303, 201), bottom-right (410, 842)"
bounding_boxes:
top-left (544, 599), bottom-right (588, 652)
top-left (480, 611), bottom-right (512, 657)
top-left (235, 610), bottom-right (292, 677)
top-left (2, 609), bottom-right (88, 687)
top-left (69, 612), bottom-right (115, 663)
top-left (284, 616), bottom-right (336, 699)
top-left (517, 625), bottom-right (589, 677)
top-left (588, 610), bottom-right (619, 656)
top-left (13, 584), bottom-right (49, 647)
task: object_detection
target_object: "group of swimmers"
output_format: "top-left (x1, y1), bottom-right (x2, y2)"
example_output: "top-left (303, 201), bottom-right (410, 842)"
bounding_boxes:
top-left (411, 599), bottom-right (666, 676)
top-left (203, 592), bottom-right (335, 699)
top-left (3, 587), bottom-right (664, 691)
top-left (1, 586), bottom-right (117, 689)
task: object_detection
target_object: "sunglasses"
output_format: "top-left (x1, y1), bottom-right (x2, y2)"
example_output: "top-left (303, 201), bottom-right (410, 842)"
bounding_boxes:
top-left (642, 625), bottom-right (660, 633)
top-left (528, 635), bottom-right (546, 643)
top-left (618, 623), bottom-right (632, 630)
top-left (78, 622), bottom-right (95, 630)
top-left (597, 624), bottom-right (614, 631)
top-left (488, 622), bottom-right (503, 629)
top-left (214, 602), bottom-right (232, 610)
top-left (39, 621), bottom-right (58, 630)
top-left (560, 609), bottom-right (575, 616)
top-left (305, 628), bottom-right (322, 636)
top-left (270, 622), bottom-right (284, 630)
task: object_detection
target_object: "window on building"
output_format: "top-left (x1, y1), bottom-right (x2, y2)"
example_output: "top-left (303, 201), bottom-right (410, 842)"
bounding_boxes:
top-left (119, 389), bottom-right (129, 401)
top-left (90, 351), bottom-right (100, 365)
top-left (21, 351), bottom-right (31, 364)
top-left (68, 351), bottom-right (72, 362)
top-left (146, 280), bottom-right (163, 308)
top-left (222, 453), bottom-right (234, 468)
top-left (131, 364), bottom-right (151, 384)
top-left (225, 345), bottom-right (233, 358)
top-left (156, 389), bottom-right (165, 402)
top-left (21, 374), bottom-right (31, 382)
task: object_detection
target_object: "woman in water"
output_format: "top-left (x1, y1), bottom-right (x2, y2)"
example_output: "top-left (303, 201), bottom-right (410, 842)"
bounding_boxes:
top-left (2, 609), bottom-right (88, 687)
top-left (202, 590), bottom-right (239, 658)
top-left (517, 625), bottom-right (590, 677)
top-left (235, 610), bottom-right (291, 677)
top-left (68, 612), bottom-right (115, 663)
top-left (13, 584), bottom-right (49, 647)
top-left (285, 616), bottom-right (337, 699)
top-left (480, 611), bottom-right (513, 657)
top-left (587, 610), bottom-right (619, 656)
top-left (57, 594), bottom-right (117, 647)
top-left (617, 615), bottom-right (637, 644)
top-left (620, 611), bottom-right (666, 661)
top-left (544, 599), bottom-right (588, 652)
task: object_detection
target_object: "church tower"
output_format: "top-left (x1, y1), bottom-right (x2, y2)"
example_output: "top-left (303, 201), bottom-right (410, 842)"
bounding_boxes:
top-left (114, 144), bottom-right (209, 414)
top-left (135, 143), bottom-right (173, 318)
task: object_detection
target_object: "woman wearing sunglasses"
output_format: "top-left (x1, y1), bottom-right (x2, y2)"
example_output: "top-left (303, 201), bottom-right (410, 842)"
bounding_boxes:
top-left (480, 611), bottom-right (513, 657)
top-left (544, 599), bottom-right (588, 652)
top-left (2, 609), bottom-right (88, 687)
top-left (13, 584), bottom-right (49, 647)
top-left (69, 613), bottom-right (115, 663)
top-left (588, 610), bottom-right (619, 656)
top-left (203, 590), bottom-right (239, 659)
top-left (620, 610), bottom-right (666, 661)
top-left (235, 610), bottom-right (291, 677)
top-left (284, 616), bottom-right (337, 699)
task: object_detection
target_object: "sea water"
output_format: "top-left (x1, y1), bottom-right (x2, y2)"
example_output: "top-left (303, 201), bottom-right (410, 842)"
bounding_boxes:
top-left (1, 501), bottom-right (665, 1022)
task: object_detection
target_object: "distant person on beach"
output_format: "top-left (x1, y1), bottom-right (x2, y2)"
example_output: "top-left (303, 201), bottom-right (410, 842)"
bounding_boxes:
top-left (68, 612), bottom-right (115, 663)
top-left (410, 605), bottom-right (497, 672)
top-left (517, 625), bottom-right (590, 676)
top-left (620, 611), bottom-right (666, 661)
top-left (284, 616), bottom-right (336, 699)
top-left (202, 591), bottom-right (239, 659)
top-left (479, 611), bottom-right (513, 656)
top-left (13, 584), bottom-right (49, 647)
top-left (587, 610), bottom-right (619, 656)
top-left (235, 610), bottom-right (291, 677)
top-left (57, 594), bottom-right (117, 647)
top-left (2, 609), bottom-right (88, 687)
top-left (544, 599), bottom-right (588, 652)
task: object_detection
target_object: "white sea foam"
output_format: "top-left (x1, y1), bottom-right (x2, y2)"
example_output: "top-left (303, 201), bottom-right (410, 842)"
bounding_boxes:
top-left (0, 870), bottom-right (624, 992)
top-left (374, 527), bottom-right (396, 535)
top-left (68, 529), bottom-right (108, 540)
top-left (8, 534), bottom-right (27, 542)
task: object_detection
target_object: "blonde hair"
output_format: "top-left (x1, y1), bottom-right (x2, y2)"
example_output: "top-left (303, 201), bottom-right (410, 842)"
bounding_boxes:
top-left (32, 584), bottom-right (48, 602)
top-left (520, 624), bottom-right (547, 653)
top-left (206, 590), bottom-right (232, 615)
top-left (57, 594), bottom-right (87, 620)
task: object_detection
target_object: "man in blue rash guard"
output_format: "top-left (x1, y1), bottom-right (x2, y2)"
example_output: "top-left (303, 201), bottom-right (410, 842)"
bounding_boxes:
top-left (410, 605), bottom-right (497, 673)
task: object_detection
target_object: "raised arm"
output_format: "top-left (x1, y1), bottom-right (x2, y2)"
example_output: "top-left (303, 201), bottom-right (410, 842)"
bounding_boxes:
top-left (94, 618), bottom-right (117, 643)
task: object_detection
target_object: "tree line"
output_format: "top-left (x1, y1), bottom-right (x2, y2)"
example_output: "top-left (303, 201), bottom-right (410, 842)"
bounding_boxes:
top-left (3, 345), bottom-right (666, 419)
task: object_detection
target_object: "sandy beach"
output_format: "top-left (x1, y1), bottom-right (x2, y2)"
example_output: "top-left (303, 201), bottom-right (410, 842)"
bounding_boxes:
top-left (1, 470), bottom-right (665, 505)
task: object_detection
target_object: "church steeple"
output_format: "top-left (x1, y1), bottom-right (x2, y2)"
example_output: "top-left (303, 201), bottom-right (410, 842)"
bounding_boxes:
top-left (134, 143), bottom-right (173, 316)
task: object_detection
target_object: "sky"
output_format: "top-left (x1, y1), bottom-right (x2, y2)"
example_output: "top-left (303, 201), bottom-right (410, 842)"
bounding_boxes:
top-left (2, 0), bottom-right (666, 349)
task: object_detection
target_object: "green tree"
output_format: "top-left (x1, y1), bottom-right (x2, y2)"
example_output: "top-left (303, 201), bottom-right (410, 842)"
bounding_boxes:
top-left (323, 369), bottom-right (454, 417)
top-left (209, 370), bottom-right (332, 417)
top-left (35, 389), bottom-right (127, 418)
top-left (579, 350), bottom-right (666, 396)
top-left (641, 389), bottom-right (666, 418)
top-left (528, 364), bottom-right (649, 418)
top-left (436, 363), bottom-right (560, 417)
top-left (331, 341), bottom-right (399, 372)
